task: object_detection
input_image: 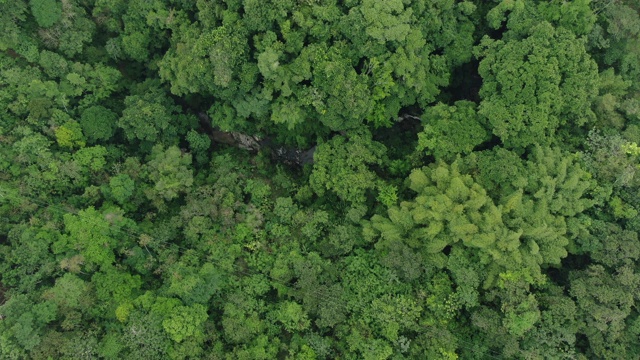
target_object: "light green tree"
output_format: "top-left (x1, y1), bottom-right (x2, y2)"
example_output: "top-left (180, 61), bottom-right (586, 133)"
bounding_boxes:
top-left (310, 130), bottom-right (386, 204)
top-left (144, 145), bottom-right (193, 208)
top-left (162, 304), bottom-right (208, 343)
top-left (417, 101), bottom-right (489, 161)
top-left (118, 94), bottom-right (173, 143)
top-left (57, 207), bottom-right (122, 271)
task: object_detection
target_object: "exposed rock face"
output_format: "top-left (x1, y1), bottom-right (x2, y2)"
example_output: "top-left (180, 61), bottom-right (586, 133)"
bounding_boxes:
top-left (271, 145), bottom-right (316, 166)
top-left (233, 133), bottom-right (262, 152)
top-left (197, 112), bottom-right (315, 166)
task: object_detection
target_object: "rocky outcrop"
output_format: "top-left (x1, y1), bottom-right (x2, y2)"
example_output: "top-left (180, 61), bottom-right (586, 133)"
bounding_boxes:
top-left (197, 112), bottom-right (315, 166)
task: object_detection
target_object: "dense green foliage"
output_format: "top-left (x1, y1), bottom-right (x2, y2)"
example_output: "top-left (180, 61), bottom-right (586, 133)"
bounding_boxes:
top-left (1, 0), bottom-right (640, 359)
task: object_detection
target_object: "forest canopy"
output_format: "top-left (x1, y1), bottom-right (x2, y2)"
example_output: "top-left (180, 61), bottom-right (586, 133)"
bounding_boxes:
top-left (1, 0), bottom-right (640, 359)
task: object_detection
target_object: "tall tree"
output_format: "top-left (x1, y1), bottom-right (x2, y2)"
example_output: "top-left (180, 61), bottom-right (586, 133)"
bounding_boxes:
top-left (476, 22), bottom-right (599, 149)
